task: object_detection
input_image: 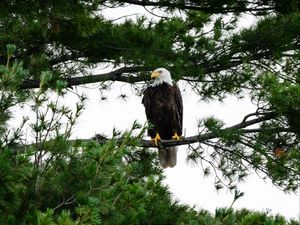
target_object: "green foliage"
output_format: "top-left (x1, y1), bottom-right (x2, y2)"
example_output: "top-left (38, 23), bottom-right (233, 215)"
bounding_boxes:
top-left (0, 45), bottom-right (28, 91)
top-left (212, 208), bottom-right (299, 225)
top-left (1, 1), bottom-right (300, 224)
top-left (0, 149), bottom-right (32, 222)
top-left (0, 53), bottom-right (296, 224)
top-left (204, 117), bottom-right (225, 131)
top-left (260, 74), bottom-right (300, 135)
top-left (2, 0), bottom-right (300, 99)
top-left (1, 140), bottom-right (298, 224)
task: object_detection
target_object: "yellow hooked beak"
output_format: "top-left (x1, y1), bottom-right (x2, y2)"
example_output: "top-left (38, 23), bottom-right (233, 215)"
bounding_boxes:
top-left (151, 71), bottom-right (160, 79)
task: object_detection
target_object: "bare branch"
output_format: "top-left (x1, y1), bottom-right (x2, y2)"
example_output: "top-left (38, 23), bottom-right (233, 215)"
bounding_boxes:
top-left (53, 195), bottom-right (76, 211)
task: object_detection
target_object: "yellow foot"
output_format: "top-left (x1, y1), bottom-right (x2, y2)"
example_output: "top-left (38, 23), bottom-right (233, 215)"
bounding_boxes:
top-left (172, 132), bottom-right (181, 141)
top-left (151, 133), bottom-right (161, 146)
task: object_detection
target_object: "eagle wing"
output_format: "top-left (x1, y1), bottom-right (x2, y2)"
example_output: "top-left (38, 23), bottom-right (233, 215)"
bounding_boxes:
top-left (142, 83), bottom-right (183, 138)
top-left (172, 84), bottom-right (183, 136)
top-left (142, 87), bottom-right (157, 138)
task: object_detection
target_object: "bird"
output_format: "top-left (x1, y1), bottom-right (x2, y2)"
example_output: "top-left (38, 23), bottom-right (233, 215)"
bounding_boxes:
top-left (142, 68), bottom-right (183, 168)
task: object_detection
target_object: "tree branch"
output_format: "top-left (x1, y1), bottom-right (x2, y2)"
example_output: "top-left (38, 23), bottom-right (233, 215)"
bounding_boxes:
top-left (93, 112), bottom-right (277, 148)
top-left (20, 66), bottom-right (149, 89)
top-left (141, 113), bottom-right (278, 147)
top-left (115, 0), bottom-right (276, 14)
top-left (16, 112), bottom-right (278, 153)
top-left (18, 59), bottom-right (248, 90)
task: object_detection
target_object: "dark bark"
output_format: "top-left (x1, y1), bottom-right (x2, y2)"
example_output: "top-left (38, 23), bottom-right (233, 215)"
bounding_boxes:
top-left (20, 66), bottom-right (148, 89)
top-left (18, 59), bottom-right (255, 89)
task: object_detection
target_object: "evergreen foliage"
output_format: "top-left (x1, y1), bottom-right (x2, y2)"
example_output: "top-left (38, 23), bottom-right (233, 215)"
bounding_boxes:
top-left (1, 0), bottom-right (300, 224)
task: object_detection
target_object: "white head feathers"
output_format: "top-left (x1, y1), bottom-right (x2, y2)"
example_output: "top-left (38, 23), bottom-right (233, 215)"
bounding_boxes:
top-left (150, 68), bottom-right (173, 87)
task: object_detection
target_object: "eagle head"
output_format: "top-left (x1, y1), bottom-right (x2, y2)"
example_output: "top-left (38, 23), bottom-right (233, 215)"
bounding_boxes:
top-left (150, 68), bottom-right (173, 87)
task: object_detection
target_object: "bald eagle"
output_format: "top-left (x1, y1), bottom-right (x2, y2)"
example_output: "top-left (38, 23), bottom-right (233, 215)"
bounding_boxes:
top-left (142, 68), bottom-right (183, 168)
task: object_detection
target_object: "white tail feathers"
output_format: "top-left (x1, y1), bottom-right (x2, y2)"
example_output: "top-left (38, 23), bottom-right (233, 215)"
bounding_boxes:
top-left (158, 146), bottom-right (178, 168)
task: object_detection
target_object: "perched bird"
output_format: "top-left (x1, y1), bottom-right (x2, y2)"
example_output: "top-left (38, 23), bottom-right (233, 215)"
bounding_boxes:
top-left (142, 68), bottom-right (183, 168)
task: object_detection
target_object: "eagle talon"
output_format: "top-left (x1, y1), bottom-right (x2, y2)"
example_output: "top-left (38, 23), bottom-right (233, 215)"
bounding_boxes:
top-left (151, 133), bottom-right (161, 146)
top-left (172, 132), bottom-right (181, 141)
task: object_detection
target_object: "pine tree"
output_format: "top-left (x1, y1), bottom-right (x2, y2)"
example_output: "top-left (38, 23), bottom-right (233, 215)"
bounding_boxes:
top-left (1, 0), bottom-right (300, 224)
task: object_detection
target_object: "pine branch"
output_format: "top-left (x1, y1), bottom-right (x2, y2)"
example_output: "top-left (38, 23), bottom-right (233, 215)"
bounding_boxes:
top-left (138, 112), bottom-right (278, 147)
top-left (20, 66), bottom-right (149, 89)
top-left (19, 47), bottom-right (293, 90)
top-left (15, 112), bottom-right (282, 153)
top-left (91, 112), bottom-right (278, 148)
top-left (18, 60), bottom-right (251, 90)
top-left (115, 0), bottom-right (276, 14)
